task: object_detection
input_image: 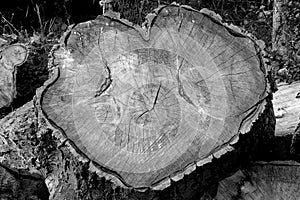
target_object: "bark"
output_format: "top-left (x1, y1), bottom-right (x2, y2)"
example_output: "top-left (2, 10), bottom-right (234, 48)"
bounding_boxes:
top-left (0, 163), bottom-right (49, 200)
top-left (272, 0), bottom-right (288, 54)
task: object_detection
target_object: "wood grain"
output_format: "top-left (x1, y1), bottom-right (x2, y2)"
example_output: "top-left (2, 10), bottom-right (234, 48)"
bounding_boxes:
top-left (216, 161), bottom-right (300, 200)
top-left (273, 82), bottom-right (300, 136)
top-left (41, 5), bottom-right (268, 189)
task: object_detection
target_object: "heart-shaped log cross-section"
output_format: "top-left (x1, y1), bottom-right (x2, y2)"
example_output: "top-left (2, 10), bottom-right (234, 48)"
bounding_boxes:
top-left (0, 43), bottom-right (28, 108)
top-left (41, 5), bottom-right (268, 189)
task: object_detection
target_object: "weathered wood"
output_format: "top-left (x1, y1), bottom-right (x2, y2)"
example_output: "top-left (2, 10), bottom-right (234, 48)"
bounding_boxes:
top-left (215, 161), bottom-right (300, 200)
top-left (40, 4), bottom-right (269, 190)
top-left (0, 43), bottom-right (28, 108)
top-left (272, 0), bottom-right (289, 55)
top-left (273, 81), bottom-right (300, 135)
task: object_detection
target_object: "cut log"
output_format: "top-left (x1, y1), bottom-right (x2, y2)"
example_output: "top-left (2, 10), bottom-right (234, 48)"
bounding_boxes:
top-left (215, 160), bottom-right (300, 200)
top-left (273, 81), bottom-right (300, 135)
top-left (40, 4), bottom-right (269, 190)
top-left (0, 43), bottom-right (28, 108)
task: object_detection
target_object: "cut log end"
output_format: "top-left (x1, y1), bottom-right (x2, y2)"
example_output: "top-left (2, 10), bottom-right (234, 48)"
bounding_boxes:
top-left (0, 44), bottom-right (28, 108)
top-left (40, 5), bottom-right (269, 189)
top-left (273, 82), bottom-right (300, 136)
top-left (216, 161), bottom-right (300, 200)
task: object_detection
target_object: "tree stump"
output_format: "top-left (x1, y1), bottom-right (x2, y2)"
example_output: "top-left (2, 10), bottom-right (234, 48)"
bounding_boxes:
top-left (0, 43), bottom-right (28, 108)
top-left (40, 4), bottom-right (270, 191)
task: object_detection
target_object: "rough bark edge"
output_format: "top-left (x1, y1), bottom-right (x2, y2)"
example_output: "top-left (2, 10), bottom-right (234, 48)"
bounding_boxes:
top-left (36, 4), bottom-right (272, 191)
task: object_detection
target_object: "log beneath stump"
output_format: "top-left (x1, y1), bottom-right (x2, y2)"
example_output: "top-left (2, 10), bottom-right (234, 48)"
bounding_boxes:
top-left (0, 43), bottom-right (28, 108)
top-left (215, 160), bottom-right (300, 200)
top-left (40, 4), bottom-right (269, 190)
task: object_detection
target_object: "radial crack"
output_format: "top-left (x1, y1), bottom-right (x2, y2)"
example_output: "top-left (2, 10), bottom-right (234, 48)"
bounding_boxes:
top-left (95, 60), bottom-right (112, 97)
